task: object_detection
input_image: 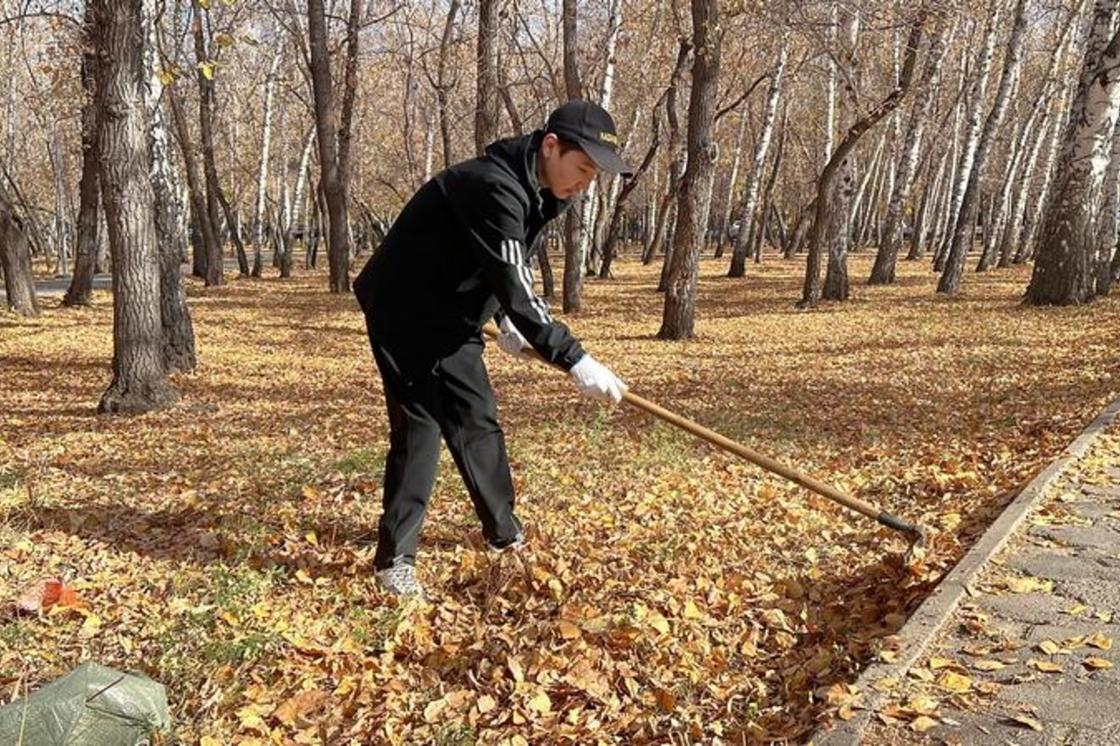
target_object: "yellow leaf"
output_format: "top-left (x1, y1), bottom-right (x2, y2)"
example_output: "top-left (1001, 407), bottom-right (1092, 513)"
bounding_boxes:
top-left (1088, 633), bottom-right (1113, 650)
top-left (973, 659), bottom-right (1005, 671)
top-left (527, 690), bottom-right (552, 715)
top-left (1037, 640), bottom-right (1060, 655)
top-left (305, 530), bottom-right (318, 546)
top-left (557, 620), bottom-right (581, 640)
top-left (1084, 656), bottom-right (1113, 670)
top-left (1028, 659), bottom-right (1062, 673)
top-left (905, 696), bottom-right (939, 715)
top-left (683, 600), bottom-right (703, 619)
top-left (937, 671), bottom-right (971, 693)
top-left (477, 694), bottom-right (496, 714)
top-left (872, 676), bottom-right (898, 693)
top-left (910, 715), bottom-right (938, 733)
top-left (198, 62), bottom-right (216, 80)
top-left (507, 656), bottom-right (525, 683)
top-left (648, 612), bottom-right (671, 635)
top-left (423, 697), bottom-right (446, 723)
top-left (200, 738), bottom-right (223, 746)
top-left (273, 690), bottom-right (327, 726)
top-left (1007, 715), bottom-right (1043, 732)
top-left (928, 656), bottom-right (956, 670)
top-left (1006, 576), bottom-right (1053, 594)
top-left (235, 705), bottom-right (269, 734)
top-left (158, 69), bottom-right (175, 86)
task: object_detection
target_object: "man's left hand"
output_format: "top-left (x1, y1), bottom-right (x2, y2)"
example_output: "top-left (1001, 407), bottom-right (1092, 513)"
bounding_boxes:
top-left (497, 316), bottom-right (531, 359)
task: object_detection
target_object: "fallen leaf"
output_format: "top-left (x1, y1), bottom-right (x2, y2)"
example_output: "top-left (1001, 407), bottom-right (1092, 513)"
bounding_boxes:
top-left (273, 690), bottom-right (327, 726)
top-left (1037, 640), bottom-right (1060, 655)
top-left (1006, 715), bottom-right (1043, 732)
top-left (1084, 656), bottom-right (1113, 670)
top-left (937, 671), bottom-right (972, 693)
top-left (910, 715), bottom-right (938, 733)
top-left (1087, 633), bottom-right (1113, 651)
top-left (1028, 659), bottom-right (1062, 673)
top-left (973, 659), bottom-right (1005, 671)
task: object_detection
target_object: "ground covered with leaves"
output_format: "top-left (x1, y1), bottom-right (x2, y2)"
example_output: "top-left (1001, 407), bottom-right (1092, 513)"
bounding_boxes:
top-left (1, 254), bottom-right (1118, 743)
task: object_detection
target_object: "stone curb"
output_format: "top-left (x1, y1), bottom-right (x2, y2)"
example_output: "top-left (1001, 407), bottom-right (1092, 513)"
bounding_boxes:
top-left (812, 395), bottom-right (1120, 745)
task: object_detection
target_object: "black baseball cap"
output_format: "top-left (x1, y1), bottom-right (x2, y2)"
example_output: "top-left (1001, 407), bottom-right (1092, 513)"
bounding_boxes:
top-left (545, 100), bottom-right (633, 177)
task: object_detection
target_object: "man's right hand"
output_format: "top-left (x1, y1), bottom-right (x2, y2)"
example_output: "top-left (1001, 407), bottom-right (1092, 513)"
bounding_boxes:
top-left (569, 354), bottom-right (627, 405)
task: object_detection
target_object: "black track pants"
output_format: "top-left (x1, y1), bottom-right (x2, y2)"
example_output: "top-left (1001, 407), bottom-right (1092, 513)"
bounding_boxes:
top-left (365, 318), bottom-right (522, 570)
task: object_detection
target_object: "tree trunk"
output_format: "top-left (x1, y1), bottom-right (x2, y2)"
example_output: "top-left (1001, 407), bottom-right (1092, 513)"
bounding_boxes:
top-left (933, 0), bottom-right (1002, 273)
top-left (870, 21), bottom-right (949, 283)
top-left (579, 0), bottom-right (623, 276)
top-left (658, 0), bottom-right (720, 339)
top-left (167, 82), bottom-right (218, 283)
top-left (561, 0), bottom-right (584, 312)
top-left (475, 0), bottom-right (501, 154)
top-left (143, 0), bottom-right (195, 373)
top-left (0, 183), bottom-right (40, 316)
top-left (93, 0), bottom-right (177, 414)
top-left (252, 47), bottom-right (281, 278)
top-left (435, 0), bottom-right (460, 169)
top-left (191, 0), bottom-right (225, 287)
top-left (64, 16), bottom-right (102, 308)
top-left (642, 40), bottom-right (691, 268)
top-left (1027, 4), bottom-right (1120, 305)
top-left (307, 0), bottom-right (352, 293)
top-left (714, 106), bottom-right (748, 259)
top-left (729, 38), bottom-right (787, 277)
top-left (938, 0), bottom-right (1029, 294)
top-left (753, 111), bottom-right (786, 262)
top-left (801, 13), bottom-right (925, 307)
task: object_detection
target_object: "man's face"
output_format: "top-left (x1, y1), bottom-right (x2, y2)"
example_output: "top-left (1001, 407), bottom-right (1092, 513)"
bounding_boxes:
top-left (539, 134), bottom-right (601, 200)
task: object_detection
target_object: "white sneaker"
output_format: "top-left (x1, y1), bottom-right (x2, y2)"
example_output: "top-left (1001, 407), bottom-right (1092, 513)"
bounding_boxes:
top-left (486, 530), bottom-right (526, 554)
top-left (375, 561), bottom-right (425, 598)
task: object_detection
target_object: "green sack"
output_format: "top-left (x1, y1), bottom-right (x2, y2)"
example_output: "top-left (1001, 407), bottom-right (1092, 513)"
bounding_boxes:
top-left (0, 662), bottom-right (171, 745)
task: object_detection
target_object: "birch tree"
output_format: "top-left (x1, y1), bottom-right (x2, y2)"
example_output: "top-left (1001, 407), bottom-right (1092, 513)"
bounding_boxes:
top-left (1027, 0), bottom-right (1120, 305)
top-left (937, 0), bottom-right (1029, 294)
top-left (728, 35), bottom-right (787, 278)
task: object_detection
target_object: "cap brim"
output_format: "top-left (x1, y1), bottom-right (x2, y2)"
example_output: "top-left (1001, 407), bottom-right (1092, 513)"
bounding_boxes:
top-left (579, 139), bottom-right (633, 177)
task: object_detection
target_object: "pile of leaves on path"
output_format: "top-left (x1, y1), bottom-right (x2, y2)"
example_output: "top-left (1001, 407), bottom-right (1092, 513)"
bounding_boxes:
top-left (1, 256), bottom-right (1117, 743)
top-left (857, 425), bottom-right (1120, 743)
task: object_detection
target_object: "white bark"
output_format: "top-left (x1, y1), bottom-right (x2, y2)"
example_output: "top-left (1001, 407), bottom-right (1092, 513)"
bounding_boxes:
top-left (938, 0), bottom-right (1029, 293)
top-left (1028, 1), bottom-right (1120, 303)
top-left (935, 1), bottom-right (1002, 268)
top-left (253, 46), bottom-right (282, 276)
top-left (579, 0), bottom-right (623, 273)
top-left (729, 37), bottom-right (787, 275)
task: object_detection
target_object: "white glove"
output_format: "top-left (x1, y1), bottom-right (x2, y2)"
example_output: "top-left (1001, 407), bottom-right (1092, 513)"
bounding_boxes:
top-left (497, 316), bottom-right (531, 358)
top-left (569, 354), bottom-right (627, 405)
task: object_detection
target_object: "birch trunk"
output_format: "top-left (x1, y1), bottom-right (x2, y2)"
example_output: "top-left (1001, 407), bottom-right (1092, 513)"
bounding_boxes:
top-left (938, 0), bottom-right (1029, 293)
top-left (1027, 4), bottom-right (1120, 304)
top-left (933, 2), bottom-right (1002, 273)
top-left (729, 38), bottom-right (787, 277)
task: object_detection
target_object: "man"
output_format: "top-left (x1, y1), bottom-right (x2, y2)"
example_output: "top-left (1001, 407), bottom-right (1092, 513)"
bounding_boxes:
top-left (353, 100), bottom-right (631, 598)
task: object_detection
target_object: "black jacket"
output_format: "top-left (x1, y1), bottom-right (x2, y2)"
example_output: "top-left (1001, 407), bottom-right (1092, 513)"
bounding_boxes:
top-left (354, 131), bottom-right (585, 372)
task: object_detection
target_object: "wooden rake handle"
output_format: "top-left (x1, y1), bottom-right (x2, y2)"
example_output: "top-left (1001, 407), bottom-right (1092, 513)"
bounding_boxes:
top-left (482, 323), bottom-right (924, 539)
